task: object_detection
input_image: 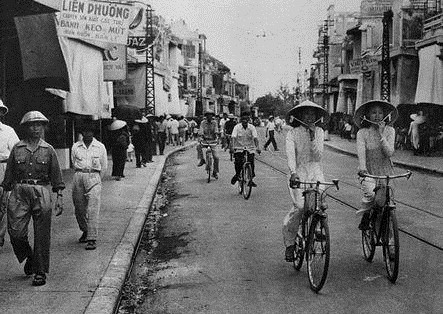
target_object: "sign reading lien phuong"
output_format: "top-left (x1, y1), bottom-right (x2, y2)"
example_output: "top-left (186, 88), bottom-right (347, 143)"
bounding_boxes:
top-left (57, 0), bottom-right (133, 45)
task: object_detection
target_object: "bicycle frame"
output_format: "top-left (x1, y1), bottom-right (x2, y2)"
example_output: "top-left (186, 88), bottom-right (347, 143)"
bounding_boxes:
top-left (201, 141), bottom-right (217, 183)
top-left (290, 179), bottom-right (339, 292)
top-left (359, 171), bottom-right (412, 283)
top-left (235, 148), bottom-right (254, 199)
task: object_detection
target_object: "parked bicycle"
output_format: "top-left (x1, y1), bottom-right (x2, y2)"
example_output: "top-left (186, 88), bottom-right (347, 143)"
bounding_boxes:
top-left (358, 171), bottom-right (412, 283)
top-left (289, 179), bottom-right (339, 293)
top-left (236, 148), bottom-right (257, 199)
top-left (200, 141), bottom-right (218, 183)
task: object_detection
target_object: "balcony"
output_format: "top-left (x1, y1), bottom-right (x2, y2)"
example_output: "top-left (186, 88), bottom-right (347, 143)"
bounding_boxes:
top-left (416, 12), bottom-right (443, 47)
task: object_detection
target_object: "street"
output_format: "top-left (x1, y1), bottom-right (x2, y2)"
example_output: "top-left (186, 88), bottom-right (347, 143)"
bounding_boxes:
top-left (123, 130), bottom-right (443, 313)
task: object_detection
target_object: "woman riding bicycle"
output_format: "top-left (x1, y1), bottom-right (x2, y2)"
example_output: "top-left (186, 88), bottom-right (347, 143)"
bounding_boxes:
top-left (282, 100), bottom-right (329, 262)
top-left (196, 110), bottom-right (220, 179)
top-left (230, 111), bottom-right (261, 187)
top-left (354, 100), bottom-right (398, 230)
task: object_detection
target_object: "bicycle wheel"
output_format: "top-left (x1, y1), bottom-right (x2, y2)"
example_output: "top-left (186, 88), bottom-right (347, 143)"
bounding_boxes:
top-left (206, 151), bottom-right (212, 183)
top-left (292, 219), bottom-right (306, 270)
top-left (237, 169), bottom-right (244, 194)
top-left (306, 216), bottom-right (330, 293)
top-left (362, 216), bottom-right (376, 262)
top-left (382, 209), bottom-right (399, 283)
top-left (242, 164), bottom-right (252, 199)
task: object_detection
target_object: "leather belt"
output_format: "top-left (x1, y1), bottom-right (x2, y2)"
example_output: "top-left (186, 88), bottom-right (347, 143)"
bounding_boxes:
top-left (18, 179), bottom-right (48, 185)
top-left (75, 169), bottom-right (100, 173)
top-left (0, 160), bottom-right (7, 163)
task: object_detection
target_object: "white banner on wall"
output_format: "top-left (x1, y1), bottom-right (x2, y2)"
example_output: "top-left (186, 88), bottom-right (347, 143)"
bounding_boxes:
top-left (57, 0), bottom-right (134, 45)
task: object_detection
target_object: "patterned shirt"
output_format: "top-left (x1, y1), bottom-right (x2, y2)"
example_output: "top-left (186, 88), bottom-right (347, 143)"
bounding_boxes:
top-left (71, 138), bottom-right (108, 175)
top-left (2, 139), bottom-right (65, 192)
top-left (198, 119), bottom-right (219, 141)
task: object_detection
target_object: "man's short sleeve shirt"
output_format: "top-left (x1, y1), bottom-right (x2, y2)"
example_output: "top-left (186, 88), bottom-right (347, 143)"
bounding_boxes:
top-left (231, 123), bottom-right (257, 152)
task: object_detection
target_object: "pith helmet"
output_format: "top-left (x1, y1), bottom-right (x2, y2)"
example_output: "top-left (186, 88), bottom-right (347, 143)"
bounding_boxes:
top-left (354, 100), bottom-right (398, 128)
top-left (134, 117), bottom-right (148, 123)
top-left (0, 99), bottom-right (8, 116)
top-left (108, 119), bottom-right (127, 131)
top-left (20, 111), bottom-right (49, 125)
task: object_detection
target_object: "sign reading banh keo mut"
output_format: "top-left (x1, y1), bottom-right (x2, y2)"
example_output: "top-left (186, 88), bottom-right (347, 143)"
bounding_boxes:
top-left (57, 0), bottom-right (134, 45)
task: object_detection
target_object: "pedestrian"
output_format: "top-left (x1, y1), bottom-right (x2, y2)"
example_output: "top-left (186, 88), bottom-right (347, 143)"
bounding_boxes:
top-left (132, 118), bottom-right (148, 167)
top-left (108, 119), bottom-right (129, 181)
top-left (230, 111), bottom-right (261, 187)
top-left (178, 115), bottom-right (187, 146)
top-left (170, 115), bottom-right (179, 146)
top-left (157, 115), bottom-right (168, 155)
top-left (353, 100), bottom-right (398, 230)
top-left (408, 111), bottom-right (425, 155)
top-left (0, 99), bottom-right (20, 247)
top-left (1, 111), bottom-right (64, 286)
top-left (71, 121), bottom-right (107, 250)
top-left (224, 113), bottom-right (237, 150)
top-left (282, 101), bottom-right (329, 262)
top-left (196, 110), bottom-right (219, 179)
top-left (263, 115), bottom-right (278, 151)
top-left (219, 112), bottom-right (228, 149)
top-left (146, 114), bottom-right (157, 156)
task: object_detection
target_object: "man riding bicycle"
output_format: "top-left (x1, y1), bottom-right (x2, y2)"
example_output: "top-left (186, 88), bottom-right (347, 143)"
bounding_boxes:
top-left (197, 109), bottom-right (219, 179)
top-left (230, 111), bottom-right (261, 187)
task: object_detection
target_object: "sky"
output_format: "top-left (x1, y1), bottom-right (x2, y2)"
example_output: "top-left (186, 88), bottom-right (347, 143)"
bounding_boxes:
top-left (150, 0), bottom-right (362, 101)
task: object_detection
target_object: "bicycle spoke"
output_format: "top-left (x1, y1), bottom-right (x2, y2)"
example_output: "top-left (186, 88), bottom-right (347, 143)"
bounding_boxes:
top-left (383, 211), bottom-right (399, 283)
top-left (307, 218), bottom-right (330, 292)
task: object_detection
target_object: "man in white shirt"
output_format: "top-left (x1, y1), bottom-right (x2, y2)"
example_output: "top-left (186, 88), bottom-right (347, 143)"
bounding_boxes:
top-left (264, 115), bottom-right (279, 151)
top-left (230, 112), bottom-right (261, 187)
top-left (0, 99), bottom-right (20, 247)
top-left (71, 122), bottom-right (108, 250)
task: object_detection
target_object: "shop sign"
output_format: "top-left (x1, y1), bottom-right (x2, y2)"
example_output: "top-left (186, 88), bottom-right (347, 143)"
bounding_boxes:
top-left (113, 82), bottom-right (135, 97)
top-left (349, 57), bottom-right (378, 74)
top-left (103, 44), bottom-right (127, 81)
top-left (57, 0), bottom-right (134, 45)
top-left (361, 0), bottom-right (392, 17)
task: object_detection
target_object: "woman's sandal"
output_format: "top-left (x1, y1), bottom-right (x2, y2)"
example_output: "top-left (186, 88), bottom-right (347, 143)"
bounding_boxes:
top-left (32, 274), bottom-right (46, 286)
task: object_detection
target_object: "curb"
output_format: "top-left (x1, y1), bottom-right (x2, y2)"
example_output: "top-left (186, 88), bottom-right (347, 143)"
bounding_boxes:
top-left (84, 142), bottom-right (196, 314)
top-left (325, 142), bottom-right (443, 176)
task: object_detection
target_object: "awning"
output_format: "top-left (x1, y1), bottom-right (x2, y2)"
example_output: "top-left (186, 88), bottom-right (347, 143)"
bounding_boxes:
top-left (415, 44), bottom-right (443, 106)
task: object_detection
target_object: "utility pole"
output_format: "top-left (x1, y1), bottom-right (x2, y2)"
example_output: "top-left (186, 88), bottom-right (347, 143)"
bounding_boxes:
top-left (145, 5), bottom-right (155, 115)
top-left (295, 47), bottom-right (301, 105)
top-left (381, 10), bottom-right (392, 102)
top-left (196, 34), bottom-right (205, 117)
top-left (322, 19), bottom-right (330, 109)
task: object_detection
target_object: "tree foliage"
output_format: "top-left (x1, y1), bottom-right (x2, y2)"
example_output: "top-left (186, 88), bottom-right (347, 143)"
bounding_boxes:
top-left (255, 84), bottom-right (295, 118)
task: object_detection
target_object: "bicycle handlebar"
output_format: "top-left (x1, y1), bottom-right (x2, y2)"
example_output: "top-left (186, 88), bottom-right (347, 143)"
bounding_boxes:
top-left (358, 171), bottom-right (412, 180)
top-left (292, 179), bottom-right (339, 190)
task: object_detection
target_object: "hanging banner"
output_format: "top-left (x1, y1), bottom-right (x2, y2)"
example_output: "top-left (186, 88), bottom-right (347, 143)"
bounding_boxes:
top-left (57, 0), bottom-right (134, 45)
top-left (103, 44), bottom-right (127, 81)
top-left (349, 57), bottom-right (378, 74)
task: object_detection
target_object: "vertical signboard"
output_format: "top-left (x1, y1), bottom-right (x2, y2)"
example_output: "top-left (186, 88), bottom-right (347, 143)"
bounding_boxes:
top-left (103, 44), bottom-right (127, 81)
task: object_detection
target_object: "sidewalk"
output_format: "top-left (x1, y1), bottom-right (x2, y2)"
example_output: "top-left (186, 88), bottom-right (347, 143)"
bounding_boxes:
top-left (0, 142), bottom-right (195, 314)
top-left (325, 134), bottom-right (443, 176)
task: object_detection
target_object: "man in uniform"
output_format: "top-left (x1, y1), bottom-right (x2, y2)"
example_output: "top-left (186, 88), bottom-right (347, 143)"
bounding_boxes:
top-left (0, 99), bottom-right (20, 247)
top-left (1, 111), bottom-right (64, 286)
top-left (71, 121), bottom-right (108, 250)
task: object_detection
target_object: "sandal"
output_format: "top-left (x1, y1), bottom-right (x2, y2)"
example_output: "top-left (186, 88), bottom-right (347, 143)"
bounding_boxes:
top-left (85, 240), bottom-right (96, 250)
top-left (32, 274), bottom-right (46, 286)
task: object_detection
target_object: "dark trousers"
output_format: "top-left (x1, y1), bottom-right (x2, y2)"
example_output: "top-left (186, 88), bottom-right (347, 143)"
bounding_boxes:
top-left (264, 130), bottom-right (277, 150)
top-left (112, 148), bottom-right (126, 177)
top-left (134, 145), bottom-right (147, 167)
top-left (234, 151), bottom-right (255, 177)
top-left (157, 132), bottom-right (166, 154)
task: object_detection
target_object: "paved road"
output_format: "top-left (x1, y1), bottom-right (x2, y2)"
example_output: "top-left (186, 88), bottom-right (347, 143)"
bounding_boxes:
top-left (137, 145), bottom-right (443, 313)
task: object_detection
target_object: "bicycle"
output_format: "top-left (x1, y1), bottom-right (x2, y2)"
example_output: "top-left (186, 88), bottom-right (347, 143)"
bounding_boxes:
top-left (289, 179), bottom-right (339, 293)
top-left (200, 141), bottom-right (218, 183)
top-left (234, 148), bottom-right (256, 199)
top-left (358, 171), bottom-right (412, 283)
